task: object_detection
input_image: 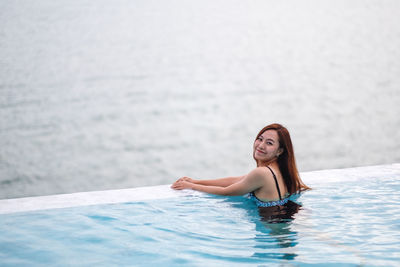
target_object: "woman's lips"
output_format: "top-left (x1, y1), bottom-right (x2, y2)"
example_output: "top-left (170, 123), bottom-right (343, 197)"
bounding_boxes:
top-left (256, 149), bottom-right (266, 154)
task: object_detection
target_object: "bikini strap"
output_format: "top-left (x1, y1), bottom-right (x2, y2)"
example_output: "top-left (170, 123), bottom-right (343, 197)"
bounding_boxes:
top-left (266, 166), bottom-right (282, 200)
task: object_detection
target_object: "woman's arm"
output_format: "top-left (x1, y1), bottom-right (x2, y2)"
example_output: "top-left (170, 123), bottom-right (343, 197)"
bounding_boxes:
top-left (171, 168), bottom-right (265, 196)
top-left (176, 175), bottom-right (245, 187)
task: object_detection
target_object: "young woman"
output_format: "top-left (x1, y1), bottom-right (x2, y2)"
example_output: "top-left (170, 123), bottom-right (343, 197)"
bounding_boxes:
top-left (171, 123), bottom-right (310, 210)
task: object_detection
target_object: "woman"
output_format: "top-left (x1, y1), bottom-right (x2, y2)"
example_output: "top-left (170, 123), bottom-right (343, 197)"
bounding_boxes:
top-left (171, 123), bottom-right (310, 210)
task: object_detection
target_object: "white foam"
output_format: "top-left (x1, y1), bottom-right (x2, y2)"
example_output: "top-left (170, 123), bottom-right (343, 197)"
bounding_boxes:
top-left (0, 164), bottom-right (399, 214)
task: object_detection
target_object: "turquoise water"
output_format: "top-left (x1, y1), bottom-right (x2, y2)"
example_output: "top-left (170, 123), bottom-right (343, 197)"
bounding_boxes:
top-left (1, 172), bottom-right (399, 266)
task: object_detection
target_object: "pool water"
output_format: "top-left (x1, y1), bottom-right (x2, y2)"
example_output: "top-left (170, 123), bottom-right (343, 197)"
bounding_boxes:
top-left (1, 165), bottom-right (400, 266)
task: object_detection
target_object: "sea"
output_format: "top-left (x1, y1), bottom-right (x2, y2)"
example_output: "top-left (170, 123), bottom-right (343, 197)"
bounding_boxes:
top-left (1, 0), bottom-right (399, 199)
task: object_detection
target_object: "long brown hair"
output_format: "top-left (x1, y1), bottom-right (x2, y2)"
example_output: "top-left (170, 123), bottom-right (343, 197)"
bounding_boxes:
top-left (254, 123), bottom-right (311, 194)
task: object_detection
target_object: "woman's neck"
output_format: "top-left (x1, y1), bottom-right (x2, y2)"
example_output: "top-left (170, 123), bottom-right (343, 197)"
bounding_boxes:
top-left (257, 158), bottom-right (278, 168)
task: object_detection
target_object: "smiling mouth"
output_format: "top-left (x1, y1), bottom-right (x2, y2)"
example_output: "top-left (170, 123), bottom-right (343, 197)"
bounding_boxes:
top-left (256, 150), bottom-right (266, 154)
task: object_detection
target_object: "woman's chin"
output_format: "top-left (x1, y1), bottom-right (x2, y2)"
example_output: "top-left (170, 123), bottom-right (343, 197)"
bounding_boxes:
top-left (255, 156), bottom-right (275, 164)
top-left (255, 156), bottom-right (267, 162)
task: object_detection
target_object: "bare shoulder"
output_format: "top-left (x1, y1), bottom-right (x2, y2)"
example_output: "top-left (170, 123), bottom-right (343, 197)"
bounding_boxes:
top-left (246, 167), bottom-right (269, 180)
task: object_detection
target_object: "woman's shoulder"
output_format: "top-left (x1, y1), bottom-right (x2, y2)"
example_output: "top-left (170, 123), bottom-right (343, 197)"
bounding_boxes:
top-left (247, 167), bottom-right (271, 179)
top-left (247, 166), bottom-right (282, 181)
top-left (244, 167), bottom-right (279, 191)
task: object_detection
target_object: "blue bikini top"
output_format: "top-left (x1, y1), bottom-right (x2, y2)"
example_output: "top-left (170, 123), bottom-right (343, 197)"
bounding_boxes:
top-left (246, 166), bottom-right (291, 207)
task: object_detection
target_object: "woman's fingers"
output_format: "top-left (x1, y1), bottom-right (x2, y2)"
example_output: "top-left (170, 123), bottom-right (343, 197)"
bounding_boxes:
top-left (174, 177), bottom-right (187, 183)
top-left (171, 180), bottom-right (184, 190)
top-left (171, 180), bottom-right (192, 190)
top-left (171, 176), bottom-right (198, 190)
top-left (173, 177), bottom-right (193, 185)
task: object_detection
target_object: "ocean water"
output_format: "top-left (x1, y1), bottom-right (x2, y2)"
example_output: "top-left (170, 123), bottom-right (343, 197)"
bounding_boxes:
top-left (1, 0), bottom-right (400, 199)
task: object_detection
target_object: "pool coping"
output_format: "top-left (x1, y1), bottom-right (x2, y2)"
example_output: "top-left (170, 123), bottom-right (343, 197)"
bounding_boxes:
top-left (0, 163), bottom-right (399, 214)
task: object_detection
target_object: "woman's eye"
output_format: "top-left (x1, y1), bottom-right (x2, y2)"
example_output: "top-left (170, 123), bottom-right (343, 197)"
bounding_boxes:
top-left (267, 142), bottom-right (273, 145)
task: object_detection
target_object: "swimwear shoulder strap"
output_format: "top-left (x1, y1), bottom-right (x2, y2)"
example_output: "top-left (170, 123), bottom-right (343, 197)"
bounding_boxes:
top-left (266, 166), bottom-right (282, 200)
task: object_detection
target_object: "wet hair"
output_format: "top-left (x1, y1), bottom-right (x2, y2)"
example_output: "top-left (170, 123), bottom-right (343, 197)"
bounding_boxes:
top-left (254, 123), bottom-right (311, 194)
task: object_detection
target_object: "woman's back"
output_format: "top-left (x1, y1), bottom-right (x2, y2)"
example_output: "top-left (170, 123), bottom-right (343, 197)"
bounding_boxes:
top-left (252, 165), bottom-right (289, 202)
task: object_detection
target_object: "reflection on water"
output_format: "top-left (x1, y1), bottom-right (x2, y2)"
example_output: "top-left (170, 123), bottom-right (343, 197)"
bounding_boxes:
top-left (258, 200), bottom-right (302, 224)
top-left (250, 201), bottom-right (302, 261)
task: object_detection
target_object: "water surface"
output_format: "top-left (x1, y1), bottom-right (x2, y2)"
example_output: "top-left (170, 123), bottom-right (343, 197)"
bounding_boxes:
top-left (1, 166), bottom-right (399, 266)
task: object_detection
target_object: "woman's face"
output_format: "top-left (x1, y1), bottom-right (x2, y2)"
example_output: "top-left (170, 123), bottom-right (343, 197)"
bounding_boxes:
top-left (253, 130), bottom-right (283, 163)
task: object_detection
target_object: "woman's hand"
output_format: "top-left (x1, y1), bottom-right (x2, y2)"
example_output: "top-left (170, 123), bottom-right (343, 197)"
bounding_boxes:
top-left (174, 176), bottom-right (196, 183)
top-left (171, 177), bottom-right (196, 190)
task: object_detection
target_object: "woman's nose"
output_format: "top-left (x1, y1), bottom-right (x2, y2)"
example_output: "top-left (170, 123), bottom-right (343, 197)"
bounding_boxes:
top-left (258, 141), bottom-right (266, 149)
